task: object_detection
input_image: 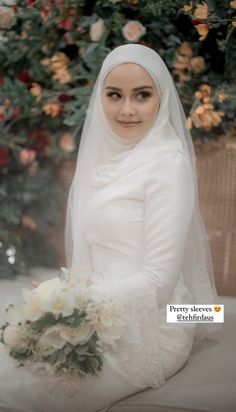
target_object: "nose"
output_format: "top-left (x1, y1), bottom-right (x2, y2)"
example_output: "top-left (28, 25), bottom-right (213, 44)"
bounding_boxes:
top-left (119, 98), bottom-right (135, 117)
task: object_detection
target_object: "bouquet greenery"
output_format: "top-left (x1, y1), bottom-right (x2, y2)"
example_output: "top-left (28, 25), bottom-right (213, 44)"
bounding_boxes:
top-left (0, 268), bottom-right (125, 379)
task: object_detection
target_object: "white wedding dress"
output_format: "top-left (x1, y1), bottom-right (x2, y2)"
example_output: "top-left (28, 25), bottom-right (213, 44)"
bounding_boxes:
top-left (0, 147), bottom-right (197, 412)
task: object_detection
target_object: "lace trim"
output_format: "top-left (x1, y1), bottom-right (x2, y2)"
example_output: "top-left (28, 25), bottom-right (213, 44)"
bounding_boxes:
top-left (90, 274), bottom-right (165, 389)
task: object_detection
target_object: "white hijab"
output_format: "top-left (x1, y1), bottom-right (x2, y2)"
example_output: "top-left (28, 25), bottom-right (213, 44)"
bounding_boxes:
top-left (65, 44), bottom-right (222, 345)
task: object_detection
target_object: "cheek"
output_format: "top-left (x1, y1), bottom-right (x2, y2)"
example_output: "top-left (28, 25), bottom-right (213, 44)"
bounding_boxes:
top-left (102, 99), bottom-right (117, 122)
top-left (142, 101), bottom-right (159, 123)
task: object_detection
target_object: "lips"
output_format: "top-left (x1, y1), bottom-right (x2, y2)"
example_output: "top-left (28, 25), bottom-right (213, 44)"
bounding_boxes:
top-left (117, 121), bottom-right (141, 127)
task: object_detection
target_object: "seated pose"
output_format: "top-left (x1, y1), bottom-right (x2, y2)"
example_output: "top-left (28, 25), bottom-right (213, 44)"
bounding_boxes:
top-left (0, 44), bottom-right (221, 412)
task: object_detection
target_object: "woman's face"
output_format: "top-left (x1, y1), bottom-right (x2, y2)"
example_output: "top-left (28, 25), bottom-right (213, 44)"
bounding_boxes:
top-left (102, 63), bottom-right (160, 140)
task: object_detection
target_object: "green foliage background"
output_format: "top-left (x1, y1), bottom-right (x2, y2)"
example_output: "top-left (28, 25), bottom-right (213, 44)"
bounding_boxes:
top-left (0, 0), bottom-right (235, 277)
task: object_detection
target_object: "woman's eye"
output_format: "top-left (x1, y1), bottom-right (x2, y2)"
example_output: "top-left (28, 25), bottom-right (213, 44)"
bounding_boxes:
top-left (136, 91), bottom-right (152, 100)
top-left (106, 92), bottom-right (121, 100)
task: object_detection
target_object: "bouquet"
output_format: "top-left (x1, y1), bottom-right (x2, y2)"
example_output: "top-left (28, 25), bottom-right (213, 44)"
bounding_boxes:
top-left (0, 268), bottom-right (125, 380)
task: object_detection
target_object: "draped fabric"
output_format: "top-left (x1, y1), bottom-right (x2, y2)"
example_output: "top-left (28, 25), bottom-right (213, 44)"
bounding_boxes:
top-left (65, 44), bottom-right (222, 347)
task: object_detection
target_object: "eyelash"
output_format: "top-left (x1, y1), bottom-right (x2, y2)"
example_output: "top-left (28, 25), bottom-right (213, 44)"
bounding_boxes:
top-left (106, 91), bottom-right (152, 100)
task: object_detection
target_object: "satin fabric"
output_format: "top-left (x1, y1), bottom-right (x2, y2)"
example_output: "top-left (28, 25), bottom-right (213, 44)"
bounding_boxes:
top-left (65, 45), bottom-right (221, 349)
top-left (0, 144), bottom-right (196, 412)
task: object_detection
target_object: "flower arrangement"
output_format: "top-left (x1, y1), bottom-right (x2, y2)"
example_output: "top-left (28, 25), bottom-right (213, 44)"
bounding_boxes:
top-left (0, 268), bottom-right (125, 379)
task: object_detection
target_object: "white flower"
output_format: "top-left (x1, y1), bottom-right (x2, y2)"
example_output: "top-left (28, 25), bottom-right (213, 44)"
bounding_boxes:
top-left (96, 320), bottom-right (125, 346)
top-left (122, 20), bottom-right (146, 42)
top-left (22, 289), bottom-right (46, 322)
top-left (3, 325), bottom-right (27, 349)
top-left (35, 277), bottom-right (62, 300)
top-left (34, 277), bottom-right (75, 316)
top-left (39, 325), bottom-right (66, 349)
top-left (38, 322), bottom-right (95, 350)
top-left (60, 324), bottom-right (95, 345)
top-left (48, 288), bottom-right (75, 317)
top-left (35, 340), bottom-right (56, 357)
top-left (0, 1), bottom-right (16, 5)
top-left (0, 32), bottom-right (8, 42)
top-left (89, 18), bottom-right (105, 42)
top-left (0, 6), bottom-right (16, 29)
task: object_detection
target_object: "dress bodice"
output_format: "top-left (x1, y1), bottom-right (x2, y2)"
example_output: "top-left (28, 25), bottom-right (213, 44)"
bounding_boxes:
top-left (83, 147), bottom-right (195, 305)
top-left (85, 164), bottom-right (146, 282)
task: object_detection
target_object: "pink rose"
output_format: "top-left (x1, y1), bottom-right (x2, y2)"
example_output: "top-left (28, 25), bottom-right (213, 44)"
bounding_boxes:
top-left (59, 132), bottom-right (75, 153)
top-left (19, 149), bottom-right (36, 165)
top-left (0, 6), bottom-right (16, 29)
top-left (122, 20), bottom-right (146, 42)
top-left (89, 18), bottom-right (105, 42)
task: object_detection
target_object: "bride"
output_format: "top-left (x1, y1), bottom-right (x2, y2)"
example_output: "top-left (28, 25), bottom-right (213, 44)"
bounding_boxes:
top-left (0, 44), bottom-right (221, 412)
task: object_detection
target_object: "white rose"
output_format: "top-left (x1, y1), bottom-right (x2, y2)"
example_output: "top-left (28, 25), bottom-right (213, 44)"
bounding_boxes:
top-left (3, 325), bottom-right (26, 348)
top-left (0, 6), bottom-right (16, 29)
top-left (35, 340), bottom-right (56, 357)
top-left (89, 18), bottom-right (105, 42)
top-left (60, 324), bottom-right (95, 346)
top-left (122, 20), bottom-right (146, 42)
top-left (39, 325), bottom-right (66, 349)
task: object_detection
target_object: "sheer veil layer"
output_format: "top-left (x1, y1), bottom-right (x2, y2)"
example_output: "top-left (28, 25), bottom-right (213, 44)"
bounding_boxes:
top-left (65, 44), bottom-right (222, 347)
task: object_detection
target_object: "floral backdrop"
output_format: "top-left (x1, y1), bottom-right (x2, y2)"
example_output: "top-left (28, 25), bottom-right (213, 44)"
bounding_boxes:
top-left (0, 0), bottom-right (236, 277)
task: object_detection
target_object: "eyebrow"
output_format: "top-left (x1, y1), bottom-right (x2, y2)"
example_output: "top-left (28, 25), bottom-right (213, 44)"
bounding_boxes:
top-left (105, 86), bottom-right (154, 91)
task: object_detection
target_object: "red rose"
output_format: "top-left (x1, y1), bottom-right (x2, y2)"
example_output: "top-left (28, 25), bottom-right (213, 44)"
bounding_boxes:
top-left (59, 18), bottom-right (74, 31)
top-left (26, 0), bottom-right (36, 6)
top-left (58, 94), bottom-right (71, 103)
top-left (0, 146), bottom-right (10, 169)
top-left (29, 129), bottom-right (51, 154)
top-left (18, 70), bottom-right (30, 84)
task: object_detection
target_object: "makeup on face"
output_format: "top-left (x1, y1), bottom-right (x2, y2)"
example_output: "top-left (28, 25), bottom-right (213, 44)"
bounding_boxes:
top-left (102, 63), bottom-right (160, 140)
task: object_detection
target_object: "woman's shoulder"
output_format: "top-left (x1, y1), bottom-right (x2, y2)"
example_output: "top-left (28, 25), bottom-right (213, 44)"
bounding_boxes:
top-left (143, 143), bottom-right (191, 174)
top-left (142, 143), bottom-right (194, 193)
top-left (137, 136), bottom-right (189, 163)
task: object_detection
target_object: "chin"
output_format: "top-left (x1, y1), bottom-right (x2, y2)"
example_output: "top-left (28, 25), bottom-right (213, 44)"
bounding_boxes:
top-left (115, 126), bottom-right (144, 141)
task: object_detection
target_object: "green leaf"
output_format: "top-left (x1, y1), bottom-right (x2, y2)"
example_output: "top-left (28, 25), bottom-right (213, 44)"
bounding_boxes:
top-left (30, 312), bottom-right (57, 332)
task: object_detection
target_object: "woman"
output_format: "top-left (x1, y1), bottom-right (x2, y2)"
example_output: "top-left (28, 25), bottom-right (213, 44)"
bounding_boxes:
top-left (0, 44), bottom-right (221, 412)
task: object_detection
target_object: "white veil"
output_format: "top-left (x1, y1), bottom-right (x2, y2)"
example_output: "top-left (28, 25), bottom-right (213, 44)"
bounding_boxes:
top-left (65, 44), bottom-right (222, 346)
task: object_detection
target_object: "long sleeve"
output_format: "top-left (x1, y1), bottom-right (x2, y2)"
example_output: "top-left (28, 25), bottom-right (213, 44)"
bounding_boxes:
top-left (89, 149), bottom-right (195, 388)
